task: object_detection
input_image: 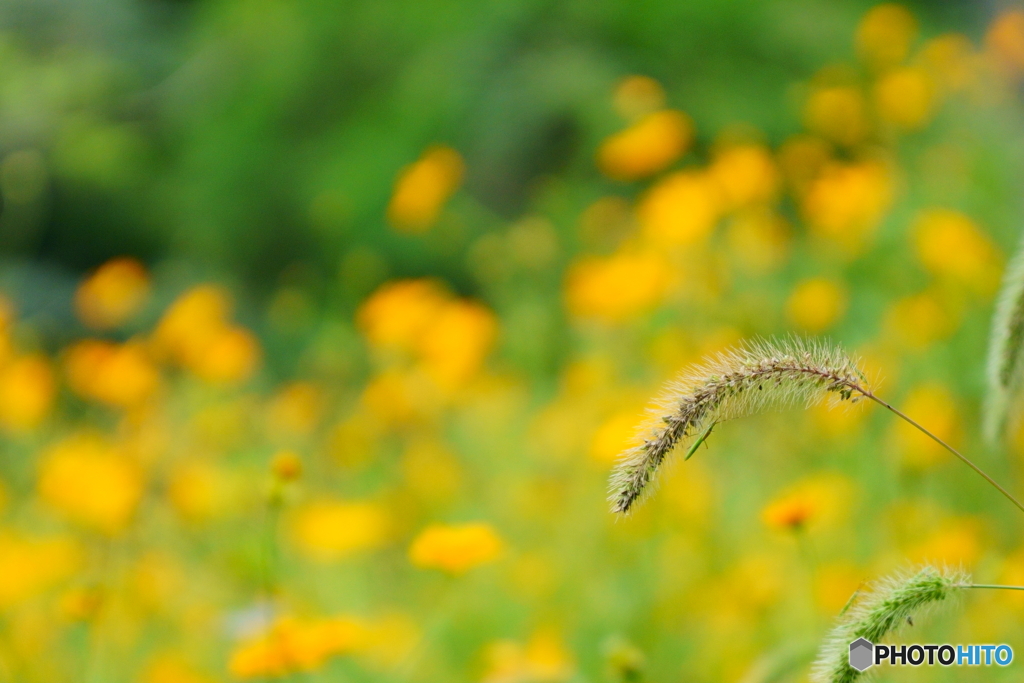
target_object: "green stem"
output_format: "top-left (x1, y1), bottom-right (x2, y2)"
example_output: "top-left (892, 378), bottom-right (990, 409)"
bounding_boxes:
top-left (967, 584), bottom-right (1024, 591)
top-left (863, 393), bottom-right (1024, 517)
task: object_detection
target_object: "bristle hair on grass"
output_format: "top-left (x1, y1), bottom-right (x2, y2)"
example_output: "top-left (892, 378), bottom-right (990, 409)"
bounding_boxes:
top-left (985, 238), bottom-right (1024, 443)
top-left (811, 565), bottom-right (968, 683)
top-left (608, 337), bottom-right (872, 513)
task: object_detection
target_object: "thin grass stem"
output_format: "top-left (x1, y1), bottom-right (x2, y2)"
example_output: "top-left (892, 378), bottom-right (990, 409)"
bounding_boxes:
top-left (862, 393), bottom-right (1024, 516)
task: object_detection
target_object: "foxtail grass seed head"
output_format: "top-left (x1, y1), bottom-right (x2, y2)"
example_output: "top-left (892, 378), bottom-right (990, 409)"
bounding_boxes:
top-left (811, 565), bottom-right (968, 683)
top-left (985, 240), bottom-right (1024, 443)
top-left (608, 337), bottom-right (871, 513)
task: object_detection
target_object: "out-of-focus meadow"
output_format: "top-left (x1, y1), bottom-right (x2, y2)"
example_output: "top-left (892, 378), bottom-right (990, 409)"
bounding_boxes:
top-left (5, 0), bottom-right (1024, 681)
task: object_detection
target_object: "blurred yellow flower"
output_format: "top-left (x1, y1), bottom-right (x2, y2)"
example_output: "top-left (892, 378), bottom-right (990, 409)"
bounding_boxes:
top-left (564, 250), bottom-right (670, 322)
top-left (360, 369), bottom-right (437, 425)
top-left (481, 628), bottom-right (574, 683)
top-left (167, 460), bottom-right (238, 524)
top-left (785, 278), bottom-right (847, 332)
top-left (919, 33), bottom-right (979, 95)
top-left (813, 562), bottom-right (863, 614)
top-left (65, 339), bottom-right (160, 408)
top-left (725, 209), bottom-right (790, 273)
top-left (409, 522), bottom-right (503, 574)
top-left (57, 585), bottom-right (104, 622)
top-left (419, 300), bottom-right (497, 389)
top-left (229, 615), bottom-right (366, 679)
top-left (913, 208), bottom-right (1001, 293)
top-left (357, 279), bottom-right (448, 353)
top-left (189, 325), bottom-right (261, 384)
top-left (142, 655), bottom-right (218, 683)
top-left (637, 170), bottom-right (722, 246)
top-left (612, 75), bottom-right (666, 120)
top-left (986, 9), bottom-right (1024, 76)
top-left (597, 110), bottom-right (692, 181)
top-left (802, 160), bottom-right (893, 254)
top-left (0, 530), bottom-right (81, 609)
top-left (590, 409), bottom-right (643, 465)
top-left (907, 517), bottom-right (982, 568)
top-left (761, 472), bottom-right (852, 533)
top-left (894, 383), bottom-right (960, 469)
top-left (387, 145), bottom-right (464, 233)
top-left (153, 285), bottom-right (260, 383)
top-left (0, 354), bottom-right (55, 432)
top-left (874, 66), bottom-right (936, 130)
top-left (271, 449), bottom-right (303, 482)
top-left (708, 144), bottom-right (779, 209)
top-left (803, 86), bottom-right (869, 147)
top-left (266, 382), bottom-right (325, 437)
top-left (290, 500), bottom-right (387, 562)
top-left (38, 433), bottom-right (144, 534)
top-left (883, 291), bottom-right (957, 349)
top-left (74, 257), bottom-right (150, 329)
top-left (855, 3), bottom-right (918, 71)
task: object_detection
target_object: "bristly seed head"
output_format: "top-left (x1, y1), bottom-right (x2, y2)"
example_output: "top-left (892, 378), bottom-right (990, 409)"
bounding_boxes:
top-left (985, 239), bottom-right (1024, 443)
top-left (811, 565), bottom-right (968, 683)
top-left (607, 336), bottom-right (872, 514)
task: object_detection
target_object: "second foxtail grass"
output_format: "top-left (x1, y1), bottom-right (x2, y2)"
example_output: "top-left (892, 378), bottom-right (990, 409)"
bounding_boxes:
top-left (608, 336), bottom-right (1024, 516)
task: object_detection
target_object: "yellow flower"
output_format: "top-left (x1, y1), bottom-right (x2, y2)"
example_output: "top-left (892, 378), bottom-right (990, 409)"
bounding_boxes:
top-left (360, 369), bottom-right (438, 425)
top-left (167, 460), bottom-right (237, 524)
top-left (785, 278), bottom-right (848, 332)
top-left (802, 160), bottom-right (893, 254)
top-left (564, 250), bottom-right (670, 323)
top-left (725, 209), bottom-right (790, 273)
top-left (418, 300), bottom-right (497, 389)
top-left (153, 285), bottom-right (261, 383)
top-left (141, 655), bottom-right (217, 683)
top-left (191, 325), bottom-right (261, 383)
top-left (357, 279), bottom-right (449, 353)
top-left (74, 257), bottom-right (150, 329)
top-left (0, 530), bottom-right (81, 609)
top-left (813, 562), bottom-right (864, 614)
top-left (855, 3), bottom-right (918, 71)
top-left (65, 339), bottom-right (160, 408)
top-left (290, 500), bottom-right (387, 562)
top-left (481, 628), bottom-right (574, 683)
top-left (803, 86), bottom-right (869, 147)
top-left (913, 208), bottom-right (1001, 293)
top-left (38, 433), bottom-right (144, 534)
top-left (271, 449), bottom-right (303, 482)
top-left (883, 291), bottom-right (957, 349)
top-left (708, 144), bottom-right (779, 209)
top-left (893, 383), bottom-right (960, 469)
top-left (0, 354), bottom-right (55, 432)
top-left (907, 517), bottom-right (981, 568)
top-left (589, 409), bottom-right (641, 464)
top-left (874, 66), bottom-right (936, 130)
top-left (408, 522), bottom-right (503, 574)
top-left (597, 110), bottom-right (692, 181)
top-left (986, 10), bottom-right (1024, 76)
top-left (919, 33), bottom-right (979, 95)
top-left (229, 615), bottom-right (366, 679)
top-left (387, 146), bottom-right (464, 233)
top-left (637, 170), bottom-right (722, 246)
top-left (761, 472), bottom-right (853, 533)
top-left (612, 75), bottom-right (666, 120)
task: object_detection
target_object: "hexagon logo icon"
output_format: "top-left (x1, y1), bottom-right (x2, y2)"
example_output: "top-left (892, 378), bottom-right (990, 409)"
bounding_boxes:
top-left (849, 638), bottom-right (874, 672)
